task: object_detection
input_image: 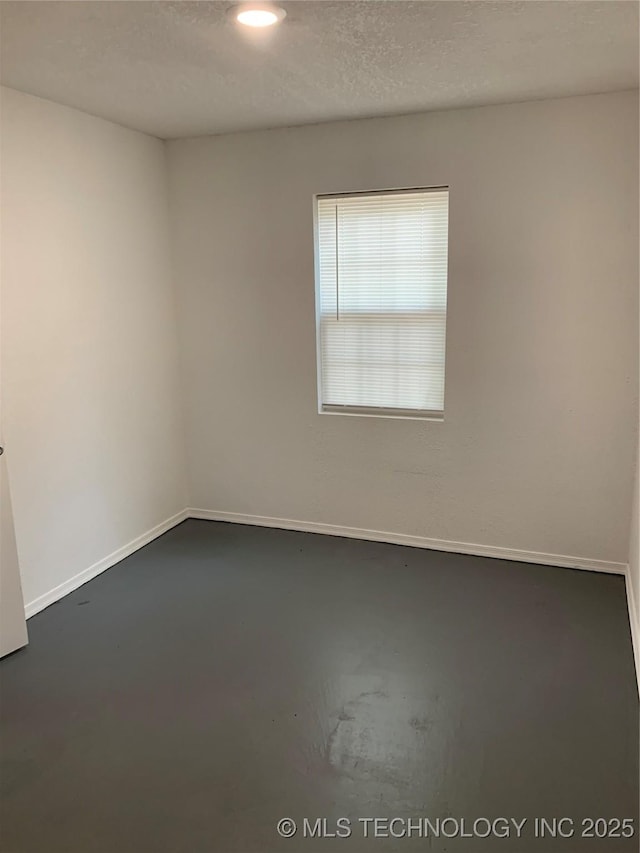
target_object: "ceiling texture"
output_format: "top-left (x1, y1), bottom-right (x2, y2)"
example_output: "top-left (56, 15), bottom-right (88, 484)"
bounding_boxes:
top-left (1, 0), bottom-right (638, 139)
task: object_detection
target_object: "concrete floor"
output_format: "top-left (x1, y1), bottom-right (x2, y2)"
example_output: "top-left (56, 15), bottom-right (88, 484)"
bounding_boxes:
top-left (1, 519), bottom-right (638, 852)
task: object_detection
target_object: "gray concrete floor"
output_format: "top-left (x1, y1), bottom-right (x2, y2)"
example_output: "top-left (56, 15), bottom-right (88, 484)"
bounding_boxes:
top-left (1, 519), bottom-right (638, 852)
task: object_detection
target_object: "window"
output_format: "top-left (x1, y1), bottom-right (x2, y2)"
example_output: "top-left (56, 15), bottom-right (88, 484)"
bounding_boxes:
top-left (314, 187), bottom-right (449, 419)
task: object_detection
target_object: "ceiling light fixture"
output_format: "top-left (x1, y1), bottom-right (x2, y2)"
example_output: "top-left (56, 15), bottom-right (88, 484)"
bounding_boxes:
top-left (230, 3), bottom-right (286, 28)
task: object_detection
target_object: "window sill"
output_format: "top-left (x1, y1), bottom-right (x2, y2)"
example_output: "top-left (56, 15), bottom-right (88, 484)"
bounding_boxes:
top-left (319, 405), bottom-right (444, 422)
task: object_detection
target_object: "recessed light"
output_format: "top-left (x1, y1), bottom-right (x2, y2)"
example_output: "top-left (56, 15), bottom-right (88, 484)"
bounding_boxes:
top-left (230, 3), bottom-right (286, 28)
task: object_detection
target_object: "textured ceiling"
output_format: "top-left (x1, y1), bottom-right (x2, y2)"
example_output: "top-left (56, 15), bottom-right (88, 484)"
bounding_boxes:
top-left (1, 0), bottom-right (638, 139)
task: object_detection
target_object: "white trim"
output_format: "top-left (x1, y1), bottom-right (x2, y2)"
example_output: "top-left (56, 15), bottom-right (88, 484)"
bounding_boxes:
top-left (187, 508), bottom-right (627, 575)
top-left (23, 506), bottom-right (637, 691)
top-left (320, 405), bottom-right (444, 422)
top-left (24, 510), bottom-right (188, 619)
top-left (624, 565), bottom-right (640, 694)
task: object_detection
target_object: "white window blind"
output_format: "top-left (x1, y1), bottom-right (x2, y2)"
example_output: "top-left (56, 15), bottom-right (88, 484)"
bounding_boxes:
top-left (315, 188), bottom-right (449, 417)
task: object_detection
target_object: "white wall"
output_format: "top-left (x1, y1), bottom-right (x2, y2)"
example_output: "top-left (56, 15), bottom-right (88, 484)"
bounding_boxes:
top-left (1, 88), bottom-right (188, 609)
top-left (2, 88), bottom-right (637, 614)
top-left (167, 91), bottom-right (638, 565)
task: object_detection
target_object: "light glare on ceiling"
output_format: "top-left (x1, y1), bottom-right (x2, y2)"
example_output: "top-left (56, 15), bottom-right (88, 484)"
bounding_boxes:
top-left (233, 4), bottom-right (286, 28)
top-left (237, 9), bottom-right (276, 27)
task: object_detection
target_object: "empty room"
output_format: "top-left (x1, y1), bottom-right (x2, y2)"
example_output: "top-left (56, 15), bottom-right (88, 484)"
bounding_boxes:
top-left (0, 1), bottom-right (638, 851)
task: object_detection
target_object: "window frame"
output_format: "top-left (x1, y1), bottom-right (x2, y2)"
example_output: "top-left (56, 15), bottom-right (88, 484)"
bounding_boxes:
top-left (312, 185), bottom-right (449, 422)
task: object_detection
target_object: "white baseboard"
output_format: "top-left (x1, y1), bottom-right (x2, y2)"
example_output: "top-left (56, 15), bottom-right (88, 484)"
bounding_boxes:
top-left (23, 505), bottom-right (637, 692)
top-left (191, 508), bottom-right (637, 690)
top-left (187, 508), bottom-right (627, 575)
top-left (624, 566), bottom-right (640, 693)
top-left (24, 509), bottom-right (188, 619)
